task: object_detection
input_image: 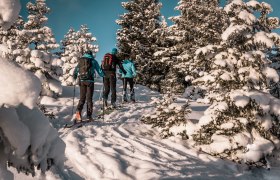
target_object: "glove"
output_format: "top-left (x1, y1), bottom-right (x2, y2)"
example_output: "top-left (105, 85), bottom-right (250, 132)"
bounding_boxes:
top-left (74, 78), bottom-right (80, 85)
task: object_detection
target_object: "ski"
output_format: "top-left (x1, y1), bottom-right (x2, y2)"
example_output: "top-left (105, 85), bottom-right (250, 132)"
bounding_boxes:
top-left (64, 119), bottom-right (95, 129)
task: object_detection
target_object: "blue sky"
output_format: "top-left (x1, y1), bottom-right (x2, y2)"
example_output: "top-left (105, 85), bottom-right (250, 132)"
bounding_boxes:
top-left (19, 0), bottom-right (280, 62)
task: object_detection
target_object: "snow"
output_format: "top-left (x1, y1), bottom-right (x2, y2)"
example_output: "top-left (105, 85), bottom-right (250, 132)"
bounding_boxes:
top-left (224, 0), bottom-right (244, 13)
top-left (220, 72), bottom-right (233, 81)
top-left (238, 10), bottom-right (256, 25)
top-left (0, 57), bottom-right (65, 178)
top-left (48, 78), bottom-right (63, 95)
top-left (8, 78), bottom-right (280, 179)
top-left (246, 0), bottom-right (260, 8)
top-left (2, 0), bottom-right (280, 177)
top-left (222, 24), bottom-right (250, 41)
top-left (42, 80), bottom-right (244, 179)
top-left (254, 32), bottom-right (275, 48)
top-left (232, 133), bottom-right (251, 147)
top-left (193, 74), bottom-right (215, 84)
top-left (195, 45), bottom-right (215, 55)
top-left (244, 129), bottom-right (274, 163)
top-left (0, 0), bottom-right (66, 175)
top-left (0, 58), bottom-right (41, 109)
top-left (0, 0), bottom-right (21, 30)
top-left (210, 134), bottom-right (231, 154)
top-left (0, 107), bottom-right (30, 156)
top-left (263, 67), bottom-right (279, 83)
top-left (229, 90), bottom-right (250, 108)
top-left (261, 2), bottom-right (272, 13)
top-left (228, 89), bottom-right (280, 116)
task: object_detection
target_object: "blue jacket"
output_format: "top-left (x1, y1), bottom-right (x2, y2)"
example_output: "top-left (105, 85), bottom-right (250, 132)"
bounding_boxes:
top-left (73, 53), bottom-right (104, 82)
top-left (119, 59), bottom-right (137, 78)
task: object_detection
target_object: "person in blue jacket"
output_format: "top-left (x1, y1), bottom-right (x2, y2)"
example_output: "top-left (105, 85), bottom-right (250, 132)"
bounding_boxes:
top-left (119, 55), bottom-right (137, 102)
top-left (73, 51), bottom-right (104, 122)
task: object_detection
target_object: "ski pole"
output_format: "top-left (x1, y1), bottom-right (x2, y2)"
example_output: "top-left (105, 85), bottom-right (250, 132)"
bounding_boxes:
top-left (98, 82), bottom-right (104, 104)
top-left (133, 78), bottom-right (137, 103)
top-left (122, 78), bottom-right (126, 104)
top-left (72, 85), bottom-right (76, 116)
top-left (103, 77), bottom-right (105, 122)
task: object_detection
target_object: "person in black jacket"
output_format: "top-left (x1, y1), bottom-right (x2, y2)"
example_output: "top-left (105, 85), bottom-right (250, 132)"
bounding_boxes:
top-left (101, 48), bottom-right (126, 108)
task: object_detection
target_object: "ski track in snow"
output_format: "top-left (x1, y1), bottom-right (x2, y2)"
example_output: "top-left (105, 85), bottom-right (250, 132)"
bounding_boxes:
top-left (13, 78), bottom-right (280, 180)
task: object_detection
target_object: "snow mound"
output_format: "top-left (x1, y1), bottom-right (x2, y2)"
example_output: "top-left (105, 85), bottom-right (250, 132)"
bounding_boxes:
top-left (0, 58), bottom-right (41, 109)
top-left (0, 0), bottom-right (21, 30)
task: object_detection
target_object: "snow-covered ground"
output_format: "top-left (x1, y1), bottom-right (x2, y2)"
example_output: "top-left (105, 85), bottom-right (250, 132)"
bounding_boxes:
top-left (12, 78), bottom-right (280, 179)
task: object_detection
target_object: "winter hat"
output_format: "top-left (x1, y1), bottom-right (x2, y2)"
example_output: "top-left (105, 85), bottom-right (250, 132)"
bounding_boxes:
top-left (111, 48), bottom-right (118, 55)
top-left (85, 50), bottom-right (93, 56)
top-left (83, 50), bottom-right (94, 59)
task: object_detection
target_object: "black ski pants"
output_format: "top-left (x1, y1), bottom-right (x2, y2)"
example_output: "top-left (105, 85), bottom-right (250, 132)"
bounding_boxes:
top-left (103, 71), bottom-right (117, 104)
top-left (123, 78), bottom-right (135, 98)
top-left (76, 81), bottom-right (94, 118)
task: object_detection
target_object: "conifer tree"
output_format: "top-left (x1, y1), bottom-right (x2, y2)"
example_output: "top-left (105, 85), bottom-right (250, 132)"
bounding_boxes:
top-left (269, 48), bottom-right (280, 98)
top-left (142, 94), bottom-right (191, 138)
top-left (116, 0), bottom-right (162, 85)
top-left (20, 0), bottom-right (62, 98)
top-left (0, 0), bottom-right (65, 177)
top-left (24, 0), bottom-right (58, 51)
top-left (166, 0), bottom-right (228, 93)
top-left (190, 0), bottom-right (280, 167)
top-left (60, 25), bottom-right (99, 86)
top-left (60, 28), bottom-right (78, 86)
top-left (0, 16), bottom-right (28, 59)
top-left (75, 25), bottom-right (99, 55)
top-left (140, 16), bottom-right (172, 92)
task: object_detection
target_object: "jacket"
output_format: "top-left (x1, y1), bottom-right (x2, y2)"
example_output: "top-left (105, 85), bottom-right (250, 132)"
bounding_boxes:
top-left (73, 53), bottom-right (104, 82)
top-left (119, 59), bottom-right (137, 78)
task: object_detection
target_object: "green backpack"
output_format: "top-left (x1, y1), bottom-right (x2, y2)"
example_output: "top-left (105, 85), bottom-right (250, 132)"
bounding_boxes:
top-left (78, 57), bottom-right (92, 80)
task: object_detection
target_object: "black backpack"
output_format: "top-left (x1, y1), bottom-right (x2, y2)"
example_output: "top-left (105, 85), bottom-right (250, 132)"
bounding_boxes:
top-left (78, 57), bottom-right (92, 80)
top-left (102, 53), bottom-right (115, 71)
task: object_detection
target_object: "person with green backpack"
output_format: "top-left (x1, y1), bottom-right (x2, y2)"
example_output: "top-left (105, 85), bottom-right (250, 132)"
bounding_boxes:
top-left (73, 51), bottom-right (104, 123)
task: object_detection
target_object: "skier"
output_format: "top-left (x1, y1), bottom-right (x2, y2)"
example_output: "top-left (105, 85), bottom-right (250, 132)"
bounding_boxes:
top-left (119, 55), bottom-right (137, 103)
top-left (73, 51), bottom-right (104, 123)
top-left (101, 48), bottom-right (126, 108)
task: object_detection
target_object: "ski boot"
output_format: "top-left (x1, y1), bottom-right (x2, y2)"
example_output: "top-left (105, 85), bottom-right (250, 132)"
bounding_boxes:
top-left (123, 91), bottom-right (128, 103)
top-left (87, 116), bottom-right (94, 122)
top-left (111, 102), bottom-right (117, 109)
top-left (75, 111), bottom-right (82, 124)
top-left (131, 92), bottom-right (136, 103)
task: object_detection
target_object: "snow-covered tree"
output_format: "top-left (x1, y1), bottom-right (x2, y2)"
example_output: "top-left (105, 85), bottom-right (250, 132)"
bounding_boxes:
top-left (142, 94), bottom-right (191, 139)
top-left (188, 0), bottom-right (280, 167)
top-left (60, 25), bottom-right (99, 86)
top-left (0, 16), bottom-right (32, 62)
top-left (24, 0), bottom-right (58, 51)
top-left (116, 0), bottom-right (162, 85)
top-left (137, 16), bottom-right (171, 92)
top-left (268, 48), bottom-right (280, 98)
top-left (17, 0), bottom-right (62, 98)
top-left (75, 25), bottom-right (99, 55)
top-left (163, 0), bottom-right (228, 94)
top-left (60, 28), bottom-right (77, 86)
top-left (0, 0), bottom-right (65, 178)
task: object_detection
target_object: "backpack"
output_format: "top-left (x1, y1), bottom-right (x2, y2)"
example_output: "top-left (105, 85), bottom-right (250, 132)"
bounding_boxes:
top-left (102, 53), bottom-right (115, 71)
top-left (78, 57), bottom-right (92, 80)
